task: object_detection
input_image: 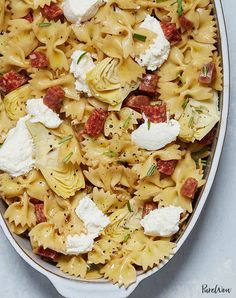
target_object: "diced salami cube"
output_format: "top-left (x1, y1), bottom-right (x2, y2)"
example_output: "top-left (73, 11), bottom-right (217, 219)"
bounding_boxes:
top-left (199, 126), bottom-right (217, 146)
top-left (35, 203), bottom-right (47, 223)
top-left (199, 62), bottom-right (216, 84)
top-left (180, 177), bottom-right (198, 198)
top-left (0, 71), bottom-right (28, 94)
top-left (43, 86), bottom-right (65, 112)
top-left (157, 159), bottom-right (178, 176)
top-left (141, 104), bottom-right (167, 123)
top-left (124, 95), bottom-right (150, 112)
top-left (37, 247), bottom-right (59, 262)
top-left (161, 22), bottom-right (182, 44)
top-left (41, 3), bottom-right (64, 21)
top-left (179, 15), bottom-right (193, 31)
top-left (29, 51), bottom-right (49, 68)
top-left (84, 109), bottom-right (108, 138)
top-left (139, 73), bottom-right (158, 95)
top-left (142, 202), bottom-right (158, 218)
top-left (23, 12), bottom-right (33, 23)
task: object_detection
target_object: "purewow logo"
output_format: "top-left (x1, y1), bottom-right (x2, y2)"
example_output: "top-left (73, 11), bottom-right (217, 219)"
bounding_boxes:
top-left (202, 284), bottom-right (232, 294)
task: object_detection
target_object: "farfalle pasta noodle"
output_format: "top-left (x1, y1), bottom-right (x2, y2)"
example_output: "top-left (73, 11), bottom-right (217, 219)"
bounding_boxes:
top-left (0, 0), bottom-right (223, 288)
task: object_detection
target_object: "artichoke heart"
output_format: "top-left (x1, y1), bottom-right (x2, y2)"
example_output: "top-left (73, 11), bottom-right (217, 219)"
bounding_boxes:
top-left (26, 122), bottom-right (85, 199)
top-left (179, 91), bottom-right (220, 142)
top-left (86, 58), bottom-right (139, 106)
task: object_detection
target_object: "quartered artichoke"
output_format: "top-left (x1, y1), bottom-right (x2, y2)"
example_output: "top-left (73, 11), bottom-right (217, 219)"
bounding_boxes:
top-left (178, 91), bottom-right (220, 142)
top-left (26, 122), bottom-right (85, 199)
top-left (86, 58), bottom-right (140, 106)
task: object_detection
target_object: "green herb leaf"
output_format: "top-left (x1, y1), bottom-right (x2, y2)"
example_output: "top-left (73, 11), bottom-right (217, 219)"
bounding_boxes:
top-left (201, 159), bottom-right (207, 166)
top-left (177, 0), bottom-right (183, 16)
top-left (147, 163), bottom-right (157, 177)
top-left (123, 115), bottom-right (132, 128)
top-left (188, 116), bottom-right (194, 128)
top-left (103, 151), bottom-right (117, 157)
top-left (127, 201), bottom-right (133, 212)
top-left (124, 227), bottom-right (130, 230)
top-left (147, 119), bottom-right (151, 130)
top-left (37, 22), bottom-right (51, 27)
top-left (63, 152), bottom-right (73, 164)
top-left (58, 135), bottom-right (73, 145)
top-left (133, 33), bottom-right (147, 42)
top-left (182, 98), bottom-right (189, 110)
top-left (202, 65), bottom-right (209, 77)
top-left (77, 52), bottom-right (87, 64)
top-left (123, 234), bottom-right (131, 243)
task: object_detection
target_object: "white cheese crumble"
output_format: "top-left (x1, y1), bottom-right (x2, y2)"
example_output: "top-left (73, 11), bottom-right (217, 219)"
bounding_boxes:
top-left (140, 206), bottom-right (184, 237)
top-left (135, 15), bottom-right (170, 71)
top-left (70, 50), bottom-right (95, 97)
top-left (131, 117), bottom-right (180, 151)
top-left (62, 0), bottom-right (106, 25)
top-left (0, 116), bottom-right (35, 177)
top-left (66, 234), bottom-right (94, 254)
top-left (26, 98), bottom-right (62, 129)
top-left (66, 196), bottom-right (110, 254)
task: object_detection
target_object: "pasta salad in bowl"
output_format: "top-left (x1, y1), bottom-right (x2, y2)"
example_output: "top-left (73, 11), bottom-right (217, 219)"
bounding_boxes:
top-left (0, 0), bottom-right (229, 296)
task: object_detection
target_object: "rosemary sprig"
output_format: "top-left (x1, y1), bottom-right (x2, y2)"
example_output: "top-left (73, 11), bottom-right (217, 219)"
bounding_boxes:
top-left (147, 164), bottom-right (157, 177)
top-left (133, 33), bottom-right (147, 42)
top-left (58, 135), bottom-right (73, 145)
top-left (63, 152), bottom-right (73, 163)
top-left (147, 119), bottom-right (151, 130)
top-left (37, 22), bottom-right (51, 27)
top-left (123, 234), bottom-right (131, 243)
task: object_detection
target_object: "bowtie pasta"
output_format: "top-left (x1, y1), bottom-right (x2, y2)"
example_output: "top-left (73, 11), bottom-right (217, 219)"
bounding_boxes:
top-left (0, 0), bottom-right (222, 288)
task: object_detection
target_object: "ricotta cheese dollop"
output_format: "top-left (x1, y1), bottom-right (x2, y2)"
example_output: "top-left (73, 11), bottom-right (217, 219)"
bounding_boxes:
top-left (70, 50), bottom-right (95, 97)
top-left (131, 118), bottom-right (180, 151)
top-left (135, 15), bottom-right (170, 71)
top-left (26, 98), bottom-right (62, 129)
top-left (66, 196), bottom-right (110, 254)
top-left (0, 116), bottom-right (35, 177)
top-left (62, 0), bottom-right (106, 25)
top-left (140, 206), bottom-right (184, 237)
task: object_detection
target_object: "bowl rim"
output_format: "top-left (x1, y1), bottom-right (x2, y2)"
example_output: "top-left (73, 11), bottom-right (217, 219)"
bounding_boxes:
top-left (0, 0), bottom-right (230, 296)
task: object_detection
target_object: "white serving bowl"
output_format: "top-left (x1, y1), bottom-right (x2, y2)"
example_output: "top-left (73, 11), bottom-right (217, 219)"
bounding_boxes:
top-left (0, 0), bottom-right (230, 297)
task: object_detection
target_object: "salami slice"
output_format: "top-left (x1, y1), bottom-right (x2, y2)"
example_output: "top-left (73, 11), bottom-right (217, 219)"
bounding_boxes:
top-left (0, 71), bottom-right (28, 93)
top-left (29, 51), bottom-right (49, 68)
top-left (23, 12), bottom-right (33, 23)
top-left (199, 62), bottom-right (216, 84)
top-left (35, 203), bottom-right (47, 223)
top-left (180, 177), bottom-right (198, 198)
top-left (141, 104), bottom-right (167, 123)
top-left (139, 73), bottom-right (158, 95)
top-left (37, 247), bottom-right (59, 262)
top-left (84, 109), bottom-right (108, 137)
top-left (161, 22), bottom-right (182, 44)
top-left (43, 86), bottom-right (65, 112)
top-left (41, 3), bottom-right (64, 21)
top-left (157, 159), bottom-right (178, 176)
top-left (124, 95), bottom-right (150, 111)
top-left (179, 15), bottom-right (193, 32)
top-left (142, 202), bottom-right (158, 218)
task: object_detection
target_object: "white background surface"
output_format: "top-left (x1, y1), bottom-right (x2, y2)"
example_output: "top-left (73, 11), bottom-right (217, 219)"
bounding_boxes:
top-left (0, 1), bottom-right (235, 297)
